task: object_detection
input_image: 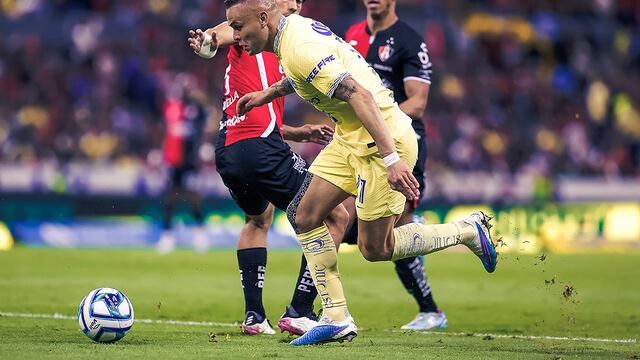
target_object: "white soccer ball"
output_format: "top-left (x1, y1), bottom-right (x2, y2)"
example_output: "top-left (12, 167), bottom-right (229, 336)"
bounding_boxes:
top-left (78, 288), bottom-right (134, 343)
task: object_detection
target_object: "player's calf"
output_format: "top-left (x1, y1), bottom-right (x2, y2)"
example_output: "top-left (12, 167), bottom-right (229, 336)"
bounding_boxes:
top-left (324, 204), bottom-right (350, 246)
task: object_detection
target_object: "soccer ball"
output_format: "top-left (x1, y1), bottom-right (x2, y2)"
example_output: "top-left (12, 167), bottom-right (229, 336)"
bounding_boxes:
top-left (78, 288), bottom-right (134, 343)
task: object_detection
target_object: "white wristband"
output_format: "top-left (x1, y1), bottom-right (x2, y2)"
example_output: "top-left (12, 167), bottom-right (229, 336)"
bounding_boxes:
top-left (197, 33), bottom-right (218, 59)
top-left (383, 151), bottom-right (400, 168)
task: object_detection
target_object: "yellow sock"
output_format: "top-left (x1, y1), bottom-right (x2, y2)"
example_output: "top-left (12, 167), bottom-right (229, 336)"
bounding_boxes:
top-left (391, 220), bottom-right (476, 261)
top-left (297, 225), bottom-right (348, 322)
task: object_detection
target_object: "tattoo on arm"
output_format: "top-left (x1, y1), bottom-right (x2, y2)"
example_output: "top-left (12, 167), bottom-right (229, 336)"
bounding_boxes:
top-left (333, 76), bottom-right (358, 102)
top-left (271, 78), bottom-right (295, 97)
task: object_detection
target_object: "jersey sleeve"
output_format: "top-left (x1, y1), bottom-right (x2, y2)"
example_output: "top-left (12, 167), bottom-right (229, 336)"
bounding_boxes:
top-left (401, 30), bottom-right (433, 84)
top-left (286, 42), bottom-right (351, 98)
top-left (344, 24), bottom-right (357, 42)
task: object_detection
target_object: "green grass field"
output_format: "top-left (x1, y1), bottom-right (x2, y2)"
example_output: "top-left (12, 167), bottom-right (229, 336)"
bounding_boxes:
top-left (1, 247), bottom-right (639, 359)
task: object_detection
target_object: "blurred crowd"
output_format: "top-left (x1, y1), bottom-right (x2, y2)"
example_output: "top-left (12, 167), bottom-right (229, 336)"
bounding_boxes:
top-left (0, 0), bottom-right (639, 178)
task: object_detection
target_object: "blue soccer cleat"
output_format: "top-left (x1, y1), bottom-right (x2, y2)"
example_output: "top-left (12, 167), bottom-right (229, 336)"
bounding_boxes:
top-left (462, 212), bottom-right (498, 273)
top-left (289, 315), bottom-right (357, 346)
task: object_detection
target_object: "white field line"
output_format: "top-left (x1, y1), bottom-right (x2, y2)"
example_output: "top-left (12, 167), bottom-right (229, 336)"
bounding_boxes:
top-left (0, 311), bottom-right (239, 328)
top-left (1, 311), bottom-right (637, 344)
top-left (392, 329), bottom-right (637, 344)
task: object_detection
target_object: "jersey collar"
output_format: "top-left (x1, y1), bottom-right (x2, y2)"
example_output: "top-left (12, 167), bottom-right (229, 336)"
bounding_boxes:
top-left (366, 18), bottom-right (398, 36)
top-left (274, 15), bottom-right (287, 59)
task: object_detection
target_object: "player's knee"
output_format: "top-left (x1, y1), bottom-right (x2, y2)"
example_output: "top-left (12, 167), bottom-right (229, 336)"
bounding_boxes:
top-left (293, 211), bottom-right (323, 234)
top-left (245, 207), bottom-right (273, 231)
top-left (286, 199), bottom-right (318, 233)
top-left (358, 241), bottom-right (392, 262)
top-left (247, 217), bottom-right (270, 230)
top-left (245, 217), bottom-right (271, 232)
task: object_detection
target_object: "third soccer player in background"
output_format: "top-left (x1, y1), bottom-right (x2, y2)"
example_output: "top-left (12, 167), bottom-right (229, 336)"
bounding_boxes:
top-left (343, 0), bottom-right (446, 330)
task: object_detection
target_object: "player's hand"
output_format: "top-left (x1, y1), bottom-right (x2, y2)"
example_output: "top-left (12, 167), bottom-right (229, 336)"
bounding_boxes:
top-left (237, 91), bottom-right (270, 116)
top-left (292, 124), bottom-right (334, 145)
top-left (387, 160), bottom-right (420, 201)
top-left (188, 29), bottom-right (217, 57)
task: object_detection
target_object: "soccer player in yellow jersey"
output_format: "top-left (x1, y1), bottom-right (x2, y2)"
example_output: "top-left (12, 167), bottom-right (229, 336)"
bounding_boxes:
top-left (225, 0), bottom-right (498, 345)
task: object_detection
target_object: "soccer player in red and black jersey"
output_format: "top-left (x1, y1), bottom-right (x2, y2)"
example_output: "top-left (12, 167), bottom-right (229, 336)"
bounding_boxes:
top-left (187, 0), bottom-right (349, 336)
top-left (343, 0), bottom-right (447, 330)
top-left (158, 75), bottom-right (209, 254)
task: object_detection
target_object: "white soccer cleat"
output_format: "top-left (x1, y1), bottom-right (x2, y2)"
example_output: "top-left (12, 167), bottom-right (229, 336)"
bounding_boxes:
top-left (401, 311), bottom-right (448, 331)
top-left (277, 306), bottom-right (318, 336)
top-left (241, 311), bottom-right (276, 335)
top-left (289, 314), bottom-right (358, 345)
top-left (461, 212), bottom-right (498, 273)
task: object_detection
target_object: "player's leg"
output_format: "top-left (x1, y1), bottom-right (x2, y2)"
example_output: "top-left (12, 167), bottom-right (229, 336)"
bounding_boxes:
top-left (324, 203), bottom-right (349, 248)
top-left (394, 206), bottom-right (432, 304)
top-left (183, 167), bottom-right (207, 252)
top-left (157, 166), bottom-right (184, 254)
top-left (394, 131), bottom-right (446, 330)
top-left (228, 185), bottom-right (278, 335)
top-left (216, 140), bottom-right (277, 335)
top-left (253, 134), bottom-right (350, 336)
top-left (237, 203), bottom-right (276, 335)
top-left (341, 197), bottom-right (359, 246)
top-left (358, 212), bottom-right (496, 270)
top-left (355, 129), bottom-right (497, 271)
top-left (344, 191), bottom-right (445, 323)
top-left (286, 140), bottom-right (358, 345)
top-left (394, 204), bottom-right (447, 330)
top-left (287, 173), bottom-right (356, 345)
top-left (279, 203), bottom-right (349, 336)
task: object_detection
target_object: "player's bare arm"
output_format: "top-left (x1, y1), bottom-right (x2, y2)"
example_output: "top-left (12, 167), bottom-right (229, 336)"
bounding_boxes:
top-left (399, 80), bottom-right (430, 119)
top-left (282, 124), bottom-right (334, 145)
top-left (237, 78), bottom-right (295, 116)
top-left (333, 75), bottom-right (420, 200)
top-left (188, 22), bottom-right (235, 58)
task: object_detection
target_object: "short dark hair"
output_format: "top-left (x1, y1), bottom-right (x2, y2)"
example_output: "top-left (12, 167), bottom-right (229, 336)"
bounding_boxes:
top-left (224, 0), bottom-right (244, 9)
top-left (225, 0), bottom-right (278, 9)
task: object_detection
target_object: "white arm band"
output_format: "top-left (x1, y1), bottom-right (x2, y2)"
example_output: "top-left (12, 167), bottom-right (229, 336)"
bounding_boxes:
top-left (383, 151), bottom-right (400, 168)
top-left (197, 33), bottom-right (218, 59)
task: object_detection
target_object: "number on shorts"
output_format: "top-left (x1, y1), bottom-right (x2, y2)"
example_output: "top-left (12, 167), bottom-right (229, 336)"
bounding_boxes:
top-left (356, 175), bottom-right (366, 204)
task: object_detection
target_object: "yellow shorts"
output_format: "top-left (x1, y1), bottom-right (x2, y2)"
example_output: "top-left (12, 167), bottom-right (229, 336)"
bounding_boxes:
top-left (309, 128), bottom-right (418, 221)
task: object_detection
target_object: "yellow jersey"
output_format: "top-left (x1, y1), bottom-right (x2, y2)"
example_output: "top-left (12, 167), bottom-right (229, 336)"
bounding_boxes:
top-left (274, 14), bottom-right (412, 155)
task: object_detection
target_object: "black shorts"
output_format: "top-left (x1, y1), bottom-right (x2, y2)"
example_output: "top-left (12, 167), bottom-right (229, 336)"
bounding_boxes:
top-left (167, 138), bottom-right (199, 190)
top-left (412, 124), bottom-right (427, 206)
top-left (169, 163), bottom-right (196, 189)
top-left (215, 131), bottom-right (308, 216)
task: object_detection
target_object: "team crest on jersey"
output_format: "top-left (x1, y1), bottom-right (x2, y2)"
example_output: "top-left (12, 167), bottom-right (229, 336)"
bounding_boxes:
top-left (378, 44), bottom-right (394, 62)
